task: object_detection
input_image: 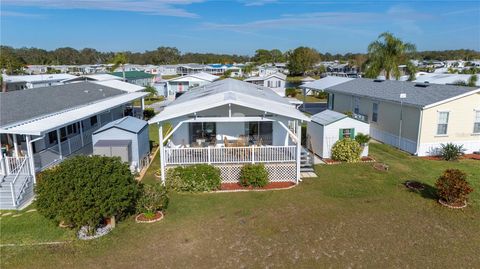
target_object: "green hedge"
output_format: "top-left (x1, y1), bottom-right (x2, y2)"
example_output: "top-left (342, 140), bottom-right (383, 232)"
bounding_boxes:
top-left (239, 164), bottom-right (269, 187)
top-left (166, 164), bottom-right (221, 192)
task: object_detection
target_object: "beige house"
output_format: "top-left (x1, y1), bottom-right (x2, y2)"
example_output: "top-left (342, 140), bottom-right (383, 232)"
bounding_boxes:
top-left (308, 78), bottom-right (480, 156)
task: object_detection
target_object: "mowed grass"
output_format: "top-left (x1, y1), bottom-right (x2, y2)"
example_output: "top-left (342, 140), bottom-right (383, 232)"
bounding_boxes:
top-left (1, 143), bottom-right (479, 268)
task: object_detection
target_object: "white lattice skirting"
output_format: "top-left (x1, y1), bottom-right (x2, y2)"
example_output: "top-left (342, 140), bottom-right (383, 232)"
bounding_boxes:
top-left (216, 163), bottom-right (297, 183)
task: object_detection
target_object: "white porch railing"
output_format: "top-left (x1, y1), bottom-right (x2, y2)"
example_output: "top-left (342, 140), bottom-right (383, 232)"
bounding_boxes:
top-left (164, 146), bottom-right (296, 165)
top-left (9, 156), bottom-right (31, 207)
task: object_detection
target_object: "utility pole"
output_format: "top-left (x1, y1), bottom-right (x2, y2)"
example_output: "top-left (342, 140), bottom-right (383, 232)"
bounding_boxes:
top-left (398, 93), bottom-right (406, 149)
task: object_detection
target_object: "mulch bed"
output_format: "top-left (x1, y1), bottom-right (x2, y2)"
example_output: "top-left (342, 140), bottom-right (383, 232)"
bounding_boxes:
top-left (438, 199), bottom-right (467, 209)
top-left (135, 211), bottom-right (164, 223)
top-left (322, 156), bottom-right (375, 165)
top-left (221, 182), bottom-right (295, 191)
top-left (421, 154), bottom-right (480, 161)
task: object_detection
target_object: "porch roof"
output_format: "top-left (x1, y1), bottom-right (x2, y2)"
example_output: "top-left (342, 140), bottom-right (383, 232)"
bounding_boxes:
top-left (148, 79), bottom-right (310, 123)
top-left (0, 92), bottom-right (148, 135)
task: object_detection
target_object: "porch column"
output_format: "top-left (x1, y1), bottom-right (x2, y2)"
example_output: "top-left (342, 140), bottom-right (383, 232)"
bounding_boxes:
top-left (0, 138), bottom-right (5, 176)
top-left (159, 124), bottom-right (165, 185)
top-left (26, 135), bottom-right (37, 184)
top-left (296, 120), bottom-right (302, 184)
top-left (57, 129), bottom-right (63, 160)
top-left (141, 97), bottom-right (145, 113)
top-left (12, 134), bottom-right (19, 157)
top-left (79, 121), bottom-right (84, 147)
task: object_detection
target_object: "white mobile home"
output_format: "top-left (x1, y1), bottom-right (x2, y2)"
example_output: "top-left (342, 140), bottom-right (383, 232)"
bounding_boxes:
top-left (166, 72), bottom-right (219, 98)
top-left (149, 78), bottom-right (310, 185)
top-left (307, 110), bottom-right (370, 158)
top-left (244, 73), bottom-right (286, 97)
top-left (315, 78), bottom-right (480, 156)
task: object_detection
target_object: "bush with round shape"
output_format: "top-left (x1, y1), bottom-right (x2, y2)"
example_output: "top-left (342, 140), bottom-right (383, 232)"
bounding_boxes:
top-left (36, 156), bottom-right (139, 233)
top-left (285, 88), bottom-right (298, 97)
top-left (136, 183), bottom-right (169, 218)
top-left (166, 164), bottom-right (221, 192)
top-left (354, 133), bottom-right (371, 146)
top-left (435, 169), bottom-right (473, 206)
top-left (331, 138), bottom-right (362, 163)
top-left (143, 108), bottom-right (156, 120)
top-left (239, 164), bottom-right (269, 188)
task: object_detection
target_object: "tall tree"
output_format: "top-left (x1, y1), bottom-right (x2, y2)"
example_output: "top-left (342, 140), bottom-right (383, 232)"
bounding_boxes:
top-left (286, 47), bottom-right (321, 76)
top-left (0, 46), bottom-right (26, 74)
top-left (110, 53), bottom-right (128, 81)
top-left (365, 32), bottom-right (416, 80)
top-left (152, 47), bottom-right (181, 64)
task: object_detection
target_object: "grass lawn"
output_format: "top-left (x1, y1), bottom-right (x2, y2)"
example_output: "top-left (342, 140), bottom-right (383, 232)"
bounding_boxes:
top-left (1, 143), bottom-right (479, 268)
top-left (294, 93), bottom-right (327, 103)
top-left (132, 97), bottom-right (164, 107)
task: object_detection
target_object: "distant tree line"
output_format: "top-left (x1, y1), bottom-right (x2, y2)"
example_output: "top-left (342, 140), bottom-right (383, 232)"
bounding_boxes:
top-left (1, 43), bottom-right (479, 76)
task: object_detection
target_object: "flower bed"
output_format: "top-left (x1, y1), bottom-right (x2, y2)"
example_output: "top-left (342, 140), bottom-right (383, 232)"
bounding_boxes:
top-left (404, 180), bottom-right (425, 191)
top-left (135, 211), bottom-right (164, 223)
top-left (438, 199), bottom-right (467, 209)
top-left (322, 156), bottom-right (375, 165)
top-left (220, 182), bottom-right (295, 191)
top-left (421, 154), bottom-right (480, 161)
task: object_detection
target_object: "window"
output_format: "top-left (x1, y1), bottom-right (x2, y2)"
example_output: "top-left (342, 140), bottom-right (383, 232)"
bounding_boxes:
top-left (372, 103), bottom-right (378, 122)
top-left (328, 93), bottom-right (335, 110)
top-left (276, 81), bottom-right (281, 88)
top-left (437, 111), bottom-right (449, 135)
top-left (48, 131), bottom-right (57, 144)
top-left (189, 122), bottom-right (216, 144)
top-left (474, 110), bottom-right (480, 133)
top-left (339, 128), bottom-right (355, 139)
top-left (354, 97), bottom-right (360, 114)
top-left (90, 116), bottom-right (98, 126)
top-left (247, 121), bottom-right (273, 145)
top-left (267, 80), bottom-right (272, 88)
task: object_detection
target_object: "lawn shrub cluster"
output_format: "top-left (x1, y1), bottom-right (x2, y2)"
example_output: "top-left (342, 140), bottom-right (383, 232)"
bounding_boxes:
top-left (166, 164), bottom-right (221, 192)
top-left (239, 164), bottom-right (269, 187)
top-left (439, 143), bottom-right (465, 161)
top-left (36, 156), bottom-right (139, 232)
top-left (331, 138), bottom-right (362, 162)
top-left (435, 169), bottom-right (473, 205)
top-left (143, 108), bottom-right (156, 120)
top-left (354, 133), bottom-right (371, 146)
top-left (136, 183), bottom-right (169, 218)
top-left (285, 88), bottom-right (298, 97)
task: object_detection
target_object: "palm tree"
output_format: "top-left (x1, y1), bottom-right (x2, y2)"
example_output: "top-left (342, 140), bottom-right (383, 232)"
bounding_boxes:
top-left (468, 74), bottom-right (478, 87)
top-left (406, 61), bottom-right (417, 81)
top-left (110, 53), bottom-right (127, 81)
top-left (365, 32), bottom-right (416, 80)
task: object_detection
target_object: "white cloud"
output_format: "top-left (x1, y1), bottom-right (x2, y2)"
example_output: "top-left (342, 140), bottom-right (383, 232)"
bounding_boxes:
top-left (242, 0), bottom-right (278, 6)
top-left (1, 10), bottom-right (46, 18)
top-left (2, 0), bottom-right (203, 18)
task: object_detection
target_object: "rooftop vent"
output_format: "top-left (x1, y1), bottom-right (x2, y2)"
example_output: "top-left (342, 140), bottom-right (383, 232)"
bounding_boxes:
top-left (373, 79), bottom-right (384, 82)
top-left (414, 83), bottom-right (429, 88)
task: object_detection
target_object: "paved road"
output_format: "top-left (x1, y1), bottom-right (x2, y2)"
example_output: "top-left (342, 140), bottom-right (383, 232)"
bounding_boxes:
top-left (145, 100), bottom-right (171, 113)
top-left (299, 102), bottom-right (327, 115)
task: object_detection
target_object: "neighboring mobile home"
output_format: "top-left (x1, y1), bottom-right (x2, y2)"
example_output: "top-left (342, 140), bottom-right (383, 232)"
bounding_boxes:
top-left (0, 82), bottom-right (148, 209)
top-left (312, 78), bottom-right (480, 156)
top-left (306, 110), bottom-right (370, 158)
top-left (244, 73), bottom-right (287, 96)
top-left (165, 72), bottom-right (219, 98)
top-left (149, 78), bottom-right (310, 185)
top-left (111, 71), bottom-right (154, 87)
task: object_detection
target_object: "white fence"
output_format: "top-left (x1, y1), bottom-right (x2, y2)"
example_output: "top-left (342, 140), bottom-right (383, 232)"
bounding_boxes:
top-left (370, 127), bottom-right (417, 154)
top-left (164, 146), bottom-right (297, 165)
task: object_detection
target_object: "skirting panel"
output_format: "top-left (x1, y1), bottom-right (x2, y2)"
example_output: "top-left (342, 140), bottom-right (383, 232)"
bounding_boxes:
top-left (216, 163), bottom-right (297, 183)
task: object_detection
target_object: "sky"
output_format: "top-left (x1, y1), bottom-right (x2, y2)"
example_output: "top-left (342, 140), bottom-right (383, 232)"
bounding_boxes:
top-left (1, 0), bottom-right (479, 55)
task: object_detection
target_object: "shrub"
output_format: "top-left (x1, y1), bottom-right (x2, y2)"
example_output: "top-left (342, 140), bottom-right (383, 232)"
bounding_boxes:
top-left (440, 143), bottom-right (465, 161)
top-left (143, 108), bottom-right (156, 120)
top-left (355, 133), bottom-right (371, 145)
top-left (239, 164), bottom-right (269, 187)
top-left (136, 183), bottom-right (169, 217)
top-left (313, 91), bottom-right (328, 99)
top-left (435, 169), bottom-right (473, 205)
top-left (285, 88), bottom-right (298, 97)
top-left (331, 138), bottom-right (362, 162)
top-left (166, 164), bottom-right (221, 192)
top-left (36, 156), bottom-right (139, 232)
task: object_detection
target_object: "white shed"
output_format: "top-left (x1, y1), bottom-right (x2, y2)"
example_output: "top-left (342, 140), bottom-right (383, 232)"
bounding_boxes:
top-left (306, 110), bottom-right (370, 158)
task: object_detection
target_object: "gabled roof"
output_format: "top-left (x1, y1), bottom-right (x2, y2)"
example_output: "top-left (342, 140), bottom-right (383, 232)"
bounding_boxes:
top-left (149, 78), bottom-right (310, 123)
top-left (326, 78), bottom-right (480, 108)
top-left (311, 110), bottom-right (348, 125)
top-left (3, 74), bottom-right (76, 83)
top-left (63, 74), bottom-right (122, 82)
top-left (94, 116), bottom-right (147, 134)
top-left (244, 73), bottom-right (287, 82)
top-left (0, 82), bottom-right (124, 128)
top-left (167, 72), bottom-right (219, 82)
top-left (111, 71), bottom-right (153, 80)
top-left (300, 76), bottom-right (354, 90)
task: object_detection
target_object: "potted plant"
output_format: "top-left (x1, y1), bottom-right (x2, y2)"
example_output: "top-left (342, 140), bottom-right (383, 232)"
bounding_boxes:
top-left (355, 133), bottom-right (371, 157)
top-left (136, 183), bottom-right (169, 223)
top-left (435, 169), bottom-right (473, 209)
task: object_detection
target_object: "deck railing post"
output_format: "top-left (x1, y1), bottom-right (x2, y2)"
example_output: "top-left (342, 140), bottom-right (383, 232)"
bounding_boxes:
top-left (68, 139), bottom-right (72, 156)
top-left (252, 146), bottom-right (255, 164)
top-left (207, 146), bottom-right (211, 164)
top-left (5, 158), bottom-right (11, 175)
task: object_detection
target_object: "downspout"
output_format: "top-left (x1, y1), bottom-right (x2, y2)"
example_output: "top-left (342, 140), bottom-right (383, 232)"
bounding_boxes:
top-left (415, 108), bottom-right (423, 156)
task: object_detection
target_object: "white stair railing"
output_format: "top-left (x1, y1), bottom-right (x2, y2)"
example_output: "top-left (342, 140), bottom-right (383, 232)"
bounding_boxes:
top-left (9, 156), bottom-right (31, 206)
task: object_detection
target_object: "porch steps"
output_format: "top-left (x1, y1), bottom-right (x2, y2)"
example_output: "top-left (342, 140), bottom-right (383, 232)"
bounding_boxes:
top-left (300, 149), bottom-right (315, 172)
top-left (0, 175), bottom-right (34, 210)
